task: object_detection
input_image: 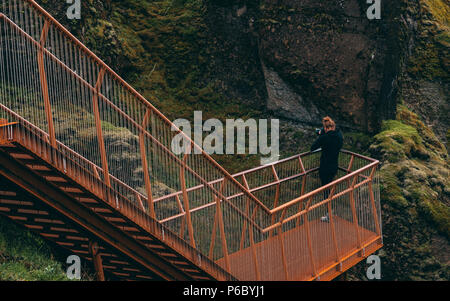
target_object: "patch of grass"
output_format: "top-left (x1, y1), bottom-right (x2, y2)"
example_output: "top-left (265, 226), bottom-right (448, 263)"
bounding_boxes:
top-left (0, 215), bottom-right (68, 281)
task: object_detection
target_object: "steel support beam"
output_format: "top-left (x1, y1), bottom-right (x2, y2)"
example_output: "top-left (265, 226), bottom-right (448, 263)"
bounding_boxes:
top-left (0, 150), bottom-right (193, 281)
top-left (89, 241), bottom-right (105, 281)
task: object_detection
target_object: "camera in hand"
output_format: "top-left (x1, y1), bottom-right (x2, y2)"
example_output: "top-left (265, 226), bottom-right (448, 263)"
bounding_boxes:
top-left (315, 128), bottom-right (324, 136)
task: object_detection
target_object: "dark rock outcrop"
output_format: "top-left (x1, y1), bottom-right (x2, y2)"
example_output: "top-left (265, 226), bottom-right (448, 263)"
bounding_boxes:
top-left (256, 0), bottom-right (402, 132)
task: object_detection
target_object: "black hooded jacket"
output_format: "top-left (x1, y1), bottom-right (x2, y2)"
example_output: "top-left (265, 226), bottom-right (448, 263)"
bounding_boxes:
top-left (310, 129), bottom-right (344, 177)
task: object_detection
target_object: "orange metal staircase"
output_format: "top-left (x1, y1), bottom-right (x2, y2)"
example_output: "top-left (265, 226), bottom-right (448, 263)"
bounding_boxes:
top-left (0, 120), bottom-right (235, 281)
top-left (0, 0), bottom-right (382, 281)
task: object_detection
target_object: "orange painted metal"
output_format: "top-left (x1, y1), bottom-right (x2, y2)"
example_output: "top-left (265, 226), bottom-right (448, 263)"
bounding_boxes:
top-left (92, 68), bottom-right (110, 188)
top-left (239, 203), bottom-right (251, 250)
top-left (215, 180), bottom-right (231, 273)
top-left (89, 241), bottom-right (105, 281)
top-left (209, 179), bottom-right (227, 258)
top-left (278, 208), bottom-right (288, 280)
top-left (180, 154), bottom-right (196, 248)
top-left (37, 19), bottom-right (56, 149)
top-left (2, 8), bottom-right (268, 229)
top-left (269, 165), bottom-right (280, 237)
top-left (349, 175), bottom-right (362, 249)
top-left (175, 195), bottom-right (186, 238)
top-left (369, 177), bottom-right (382, 237)
top-left (139, 109), bottom-right (155, 218)
top-left (326, 185), bottom-right (341, 263)
top-left (209, 208), bottom-right (219, 258)
top-left (249, 207), bottom-right (261, 280)
top-left (304, 197), bottom-right (317, 278)
top-left (216, 215), bottom-right (382, 281)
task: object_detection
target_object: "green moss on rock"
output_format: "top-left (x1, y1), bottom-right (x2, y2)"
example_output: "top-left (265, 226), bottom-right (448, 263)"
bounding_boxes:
top-left (407, 0), bottom-right (450, 80)
top-left (371, 105), bottom-right (447, 162)
top-left (367, 104), bottom-right (449, 280)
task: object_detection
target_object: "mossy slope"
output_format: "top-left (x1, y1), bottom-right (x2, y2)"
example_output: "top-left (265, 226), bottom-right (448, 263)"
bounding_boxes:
top-left (366, 105), bottom-right (449, 280)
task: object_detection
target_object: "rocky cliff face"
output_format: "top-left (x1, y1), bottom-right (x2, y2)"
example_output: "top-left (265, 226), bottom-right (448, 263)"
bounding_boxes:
top-left (257, 0), bottom-right (401, 132)
top-left (398, 0), bottom-right (449, 145)
top-left (1, 0), bottom-right (448, 280)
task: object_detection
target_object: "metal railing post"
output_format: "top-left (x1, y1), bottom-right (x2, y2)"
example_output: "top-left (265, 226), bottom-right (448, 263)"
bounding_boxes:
top-left (249, 207), bottom-right (261, 280)
top-left (350, 175), bottom-right (362, 249)
top-left (368, 166), bottom-right (381, 236)
top-left (326, 185), bottom-right (340, 263)
top-left (92, 68), bottom-right (110, 189)
top-left (270, 165), bottom-right (280, 237)
top-left (278, 208), bottom-right (288, 280)
top-left (304, 197), bottom-right (317, 278)
top-left (180, 153), bottom-right (196, 248)
top-left (239, 175), bottom-right (251, 250)
top-left (139, 109), bottom-right (155, 218)
top-left (37, 19), bottom-right (56, 149)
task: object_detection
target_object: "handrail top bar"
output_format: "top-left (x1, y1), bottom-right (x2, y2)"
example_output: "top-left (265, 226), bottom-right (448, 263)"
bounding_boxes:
top-left (231, 149), bottom-right (377, 178)
top-left (0, 121), bottom-right (19, 127)
top-left (340, 149), bottom-right (379, 163)
top-left (270, 160), bottom-right (379, 214)
top-left (6, 1), bottom-right (269, 214)
top-left (231, 149), bottom-right (321, 177)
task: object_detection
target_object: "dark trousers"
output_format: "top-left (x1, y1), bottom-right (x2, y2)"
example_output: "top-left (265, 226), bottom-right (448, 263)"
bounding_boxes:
top-left (320, 171), bottom-right (337, 200)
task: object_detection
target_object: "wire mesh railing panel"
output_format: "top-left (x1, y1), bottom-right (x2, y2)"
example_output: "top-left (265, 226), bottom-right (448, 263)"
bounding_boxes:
top-left (155, 147), bottom-right (382, 280)
top-left (0, 13), bottom-right (47, 130)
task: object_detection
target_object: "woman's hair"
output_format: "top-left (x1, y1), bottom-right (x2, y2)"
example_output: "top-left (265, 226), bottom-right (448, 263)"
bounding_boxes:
top-left (322, 116), bottom-right (336, 131)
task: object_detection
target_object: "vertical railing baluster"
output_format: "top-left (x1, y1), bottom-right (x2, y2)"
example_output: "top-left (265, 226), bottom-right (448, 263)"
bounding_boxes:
top-left (304, 197), bottom-right (317, 278)
top-left (350, 175), bottom-right (362, 249)
top-left (326, 185), bottom-right (340, 263)
top-left (37, 19), bottom-right (56, 148)
top-left (239, 175), bottom-right (251, 250)
top-left (180, 153), bottom-right (195, 248)
top-left (215, 182), bottom-right (230, 273)
top-left (297, 156), bottom-right (307, 226)
top-left (278, 208), bottom-right (288, 280)
top-left (139, 109), bottom-right (155, 218)
top-left (92, 68), bottom-right (110, 190)
top-left (209, 179), bottom-right (226, 258)
top-left (270, 165), bottom-right (280, 237)
top-left (249, 206), bottom-right (260, 281)
top-left (368, 167), bottom-right (381, 237)
top-left (208, 207), bottom-right (218, 258)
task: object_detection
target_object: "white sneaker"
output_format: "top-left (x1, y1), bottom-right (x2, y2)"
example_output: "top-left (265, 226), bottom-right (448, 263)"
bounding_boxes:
top-left (320, 214), bottom-right (330, 223)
